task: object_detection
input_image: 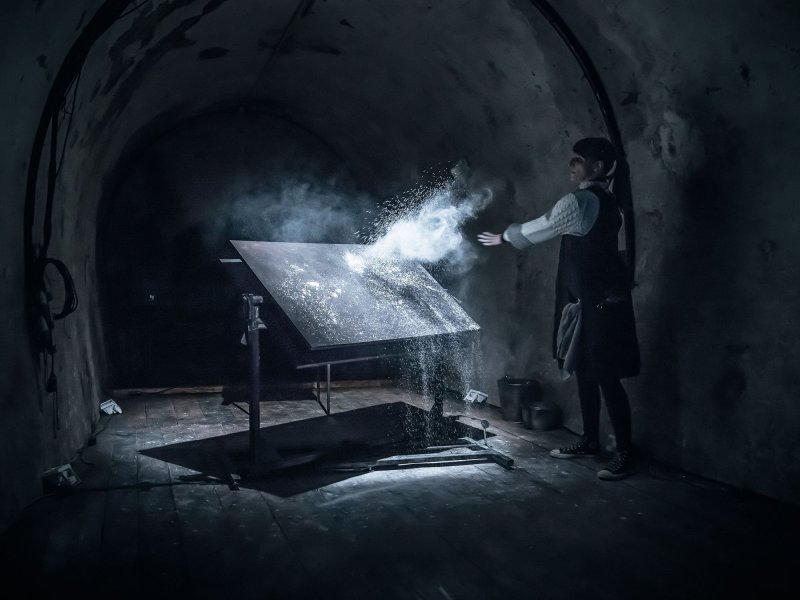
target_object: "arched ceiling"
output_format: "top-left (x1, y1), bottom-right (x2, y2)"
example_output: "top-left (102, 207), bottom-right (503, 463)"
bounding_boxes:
top-left (66, 0), bottom-right (601, 198)
top-left (7, 0), bottom-right (800, 517)
top-left (34, 0), bottom-right (608, 400)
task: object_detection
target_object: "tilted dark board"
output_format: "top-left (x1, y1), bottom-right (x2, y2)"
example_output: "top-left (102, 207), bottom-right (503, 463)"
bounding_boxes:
top-left (231, 241), bottom-right (479, 350)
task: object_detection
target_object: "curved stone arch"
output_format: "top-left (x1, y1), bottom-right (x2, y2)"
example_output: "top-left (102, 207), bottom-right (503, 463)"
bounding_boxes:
top-left (24, 0), bottom-right (634, 312)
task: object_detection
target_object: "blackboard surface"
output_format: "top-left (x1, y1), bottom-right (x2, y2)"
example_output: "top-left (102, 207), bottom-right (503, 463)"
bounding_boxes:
top-left (231, 240), bottom-right (479, 351)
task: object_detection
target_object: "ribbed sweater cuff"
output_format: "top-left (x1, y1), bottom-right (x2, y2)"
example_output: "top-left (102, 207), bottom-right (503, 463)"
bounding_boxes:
top-left (504, 223), bottom-right (534, 249)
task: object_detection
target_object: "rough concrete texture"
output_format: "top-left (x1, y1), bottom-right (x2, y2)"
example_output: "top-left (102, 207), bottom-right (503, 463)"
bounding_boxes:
top-left (1, 0), bottom-right (799, 531)
top-left (546, 0), bottom-right (800, 502)
top-left (0, 0), bottom-right (107, 535)
top-left (2, 389), bottom-right (797, 599)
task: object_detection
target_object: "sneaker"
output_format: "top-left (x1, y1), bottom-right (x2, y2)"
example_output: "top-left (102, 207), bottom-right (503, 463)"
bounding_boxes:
top-left (597, 450), bottom-right (636, 480)
top-left (549, 437), bottom-right (600, 459)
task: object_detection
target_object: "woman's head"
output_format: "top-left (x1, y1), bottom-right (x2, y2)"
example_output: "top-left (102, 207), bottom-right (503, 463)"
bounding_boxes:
top-left (569, 137), bottom-right (617, 183)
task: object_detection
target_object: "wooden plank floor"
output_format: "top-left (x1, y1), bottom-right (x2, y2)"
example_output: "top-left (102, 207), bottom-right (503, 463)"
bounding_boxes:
top-left (1, 387), bottom-right (798, 599)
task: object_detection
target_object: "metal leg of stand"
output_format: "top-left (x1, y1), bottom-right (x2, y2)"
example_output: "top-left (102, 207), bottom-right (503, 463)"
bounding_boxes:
top-left (249, 318), bottom-right (260, 465)
top-left (312, 364), bottom-right (332, 415)
top-left (316, 366), bottom-right (321, 406)
top-left (315, 364), bottom-right (331, 415)
top-left (326, 363), bottom-right (331, 415)
top-left (242, 294), bottom-right (263, 467)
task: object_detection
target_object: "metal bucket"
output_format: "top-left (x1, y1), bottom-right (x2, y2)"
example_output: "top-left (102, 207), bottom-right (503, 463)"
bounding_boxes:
top-left (497, 377), bottom-right (540, 422)
top-left (530, 401), bottom-right (561, 430)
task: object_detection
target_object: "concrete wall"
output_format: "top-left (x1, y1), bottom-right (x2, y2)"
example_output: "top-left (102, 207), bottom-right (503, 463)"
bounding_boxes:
top-left (535, 0), bottom-right (800, 501)
top-left (0, 0), bottom-right (106, 533)
top-left (1, 0), bottom-right (798, 532)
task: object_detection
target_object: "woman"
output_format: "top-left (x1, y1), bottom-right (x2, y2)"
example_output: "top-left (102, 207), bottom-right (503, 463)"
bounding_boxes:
top-left (478, 137), bottom-right (640, 480)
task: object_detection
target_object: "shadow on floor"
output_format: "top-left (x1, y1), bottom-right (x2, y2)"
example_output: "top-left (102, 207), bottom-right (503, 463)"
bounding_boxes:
top-left (140, 401), bottom-right (494, 496)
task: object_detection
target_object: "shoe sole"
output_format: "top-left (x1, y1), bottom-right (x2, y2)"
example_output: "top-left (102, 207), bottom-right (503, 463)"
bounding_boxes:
top-left (597, 468), bottom-right (635, 481)
top-left (550, 450), bottom-right (599, 459)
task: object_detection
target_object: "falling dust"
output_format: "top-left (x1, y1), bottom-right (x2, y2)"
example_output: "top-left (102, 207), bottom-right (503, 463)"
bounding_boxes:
top-left (356, 160), bottom-right (493, 272)
top-left (273, 160), bottom-right (488, 345)
top-left (390, 333), bottom-right (485, 447)
top-left (352, 160), bottom-right (492, 440)
top-left (274, 246), bottom-right (478, 348)
top-left (264, 161), bottom-right (494, 443)
top-left (224, 179), bottom-right (372, 245)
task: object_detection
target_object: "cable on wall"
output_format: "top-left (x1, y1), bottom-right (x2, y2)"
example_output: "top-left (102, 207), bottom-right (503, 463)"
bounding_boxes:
top-left (525, 0), bottom-right (637, 283)
top-left (23, 0), bottom-right (135, 433)
top-left (24, 0), bottom-right (134, 297)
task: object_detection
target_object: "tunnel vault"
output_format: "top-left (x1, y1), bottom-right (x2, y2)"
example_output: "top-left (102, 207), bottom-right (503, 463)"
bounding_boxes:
top-left (6, 0), bottom-right (800, 534)
top-left (21, 0), bottom-right (634, 440)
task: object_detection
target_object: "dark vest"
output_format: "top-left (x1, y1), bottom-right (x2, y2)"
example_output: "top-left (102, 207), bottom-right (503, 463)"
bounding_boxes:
top-left (552, 185), bottom-right (640, 380)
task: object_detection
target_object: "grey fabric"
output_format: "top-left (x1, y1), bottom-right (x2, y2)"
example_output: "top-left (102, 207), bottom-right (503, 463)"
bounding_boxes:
top-left (569, 190), bottom-right (601, 235)
top-left (556, 300), bottom-right (582, 380)
top-left (503, 223), bottom-right (534, 249)
top-left (513, 190), bottom-right (600, 246)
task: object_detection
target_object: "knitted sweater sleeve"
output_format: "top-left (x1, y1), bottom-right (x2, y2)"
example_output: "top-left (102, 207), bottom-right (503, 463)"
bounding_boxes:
top-left (502, 191), bottom-right (599, 249)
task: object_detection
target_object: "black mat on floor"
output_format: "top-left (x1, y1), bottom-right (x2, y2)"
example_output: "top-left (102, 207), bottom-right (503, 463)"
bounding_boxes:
top-left (140, 401), bottom-right (494, 496)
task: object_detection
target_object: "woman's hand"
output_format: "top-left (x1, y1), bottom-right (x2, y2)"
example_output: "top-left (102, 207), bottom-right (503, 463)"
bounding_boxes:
top-left (477, 232), bottom-right (503, 246)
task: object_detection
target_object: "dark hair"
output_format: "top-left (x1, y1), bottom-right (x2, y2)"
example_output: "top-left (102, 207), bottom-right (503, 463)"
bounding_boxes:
top-left (572, 137), bottom-right (617, 175)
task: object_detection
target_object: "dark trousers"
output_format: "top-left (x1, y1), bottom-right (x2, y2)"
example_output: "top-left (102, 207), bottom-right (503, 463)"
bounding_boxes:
top-left (576, 371), bottom-right (632, 452)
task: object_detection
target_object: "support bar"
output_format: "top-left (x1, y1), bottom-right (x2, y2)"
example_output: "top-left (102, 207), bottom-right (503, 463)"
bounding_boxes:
top-left (313, 364), bottom-right (332, 415)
